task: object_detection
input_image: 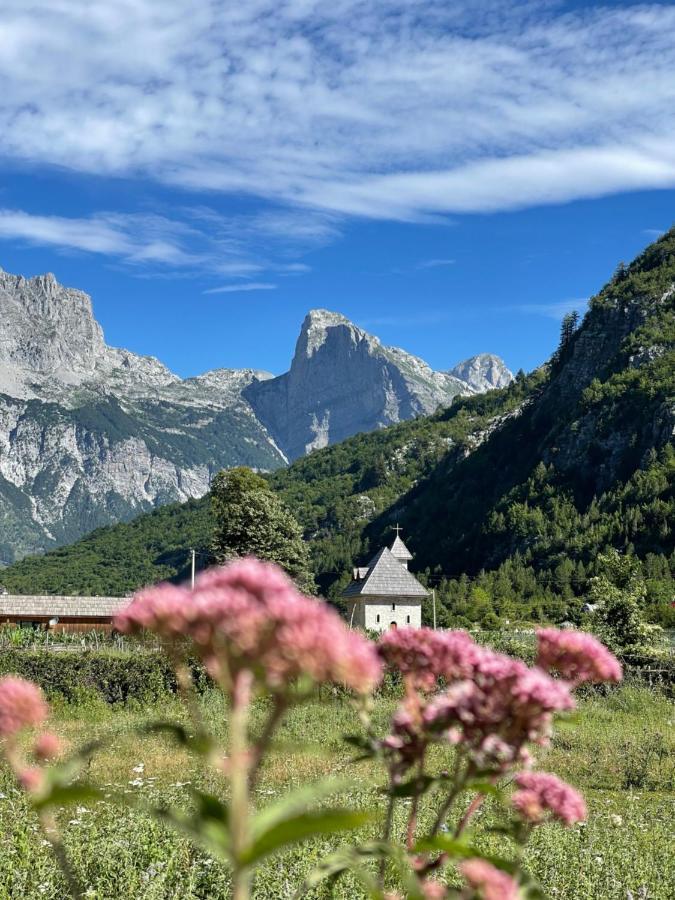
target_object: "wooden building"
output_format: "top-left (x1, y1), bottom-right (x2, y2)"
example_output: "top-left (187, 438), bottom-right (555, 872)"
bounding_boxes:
top-left (342, 531), bottom-right (428, 632)
top-left (0, 594), bottom-right (128, 633)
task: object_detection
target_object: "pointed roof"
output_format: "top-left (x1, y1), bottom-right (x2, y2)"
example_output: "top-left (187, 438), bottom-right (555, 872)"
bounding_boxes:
top-left (390, 534), bottom-right (413, 561)
top-left (342, 547), bottom-right (428, 599)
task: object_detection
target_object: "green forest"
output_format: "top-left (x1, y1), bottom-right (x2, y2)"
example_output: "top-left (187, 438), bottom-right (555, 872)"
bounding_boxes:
top-left (2, 229), bottom-right (674, 629)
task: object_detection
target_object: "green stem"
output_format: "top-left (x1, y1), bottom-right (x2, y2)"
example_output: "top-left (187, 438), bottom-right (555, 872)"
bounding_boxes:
top-left (406, 754), bottom-right (426, 850)
top-left (248, 696), bottom-right (286, 793)
top-left (378, 787), bottom-right (396, 888)
top-left (429, 753), bottom-right (468, 837)
top-left (230, 670), bottom-right (253, 900)
top-left (39, 812), bottom-right (85, 900)
top-left (454, 791), bottom-right (486, 838)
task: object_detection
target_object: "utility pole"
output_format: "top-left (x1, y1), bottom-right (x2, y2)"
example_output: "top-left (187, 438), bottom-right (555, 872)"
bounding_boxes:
top-left (191, 549), bottom-right (196, 590)
top-left (432, 588), bottom-right (437, 630)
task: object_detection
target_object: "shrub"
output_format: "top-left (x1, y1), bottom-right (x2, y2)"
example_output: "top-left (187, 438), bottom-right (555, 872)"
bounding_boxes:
top-left (0, 649), bottom-right (177, 703)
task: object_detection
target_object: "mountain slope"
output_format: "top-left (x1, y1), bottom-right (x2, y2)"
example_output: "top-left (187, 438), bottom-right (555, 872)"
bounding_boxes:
top-left (394, 230), bottom-right (675, 581)
top-left (0, 374), bottom-right (540, 595)
top-left (0, 269), bottom-right (284, 562)
top-left (0, 270), bottom-right (510, 562)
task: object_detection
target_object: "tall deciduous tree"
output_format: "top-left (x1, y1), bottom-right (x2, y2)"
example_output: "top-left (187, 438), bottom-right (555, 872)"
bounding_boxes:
top-left (211, 467), bottom-right (315, 594)
top-left (588, 549), bottom-right (659, 654)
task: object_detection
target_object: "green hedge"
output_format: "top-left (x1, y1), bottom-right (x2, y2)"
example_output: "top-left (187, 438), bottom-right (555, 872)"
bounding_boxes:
top-left (0, 649), bottom-right (181, 703)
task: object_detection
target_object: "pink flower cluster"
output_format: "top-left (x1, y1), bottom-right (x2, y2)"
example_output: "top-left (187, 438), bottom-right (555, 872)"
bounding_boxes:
top-left (536, 628), bottom-right (622, 685)
top-left (511, 771), bottom-right (586, 826)
top-left (379, 626), bottom-right (621, 775)
top-left (459, 859), bottom-right (519, 900)
top-left (424, 651), bottom-right (574, 770)
top-left (378, 627), bottom-right (480, 690)
top-left (115, 558), bottom-right (382, 695)
top-left (0, 676), bottom-right (48, 739)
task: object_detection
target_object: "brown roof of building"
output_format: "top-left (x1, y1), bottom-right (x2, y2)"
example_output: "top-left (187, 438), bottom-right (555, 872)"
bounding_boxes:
top-left (0, 594), bottom-right (128, 619)
top-left (342, 547), bottom-right (428, 599)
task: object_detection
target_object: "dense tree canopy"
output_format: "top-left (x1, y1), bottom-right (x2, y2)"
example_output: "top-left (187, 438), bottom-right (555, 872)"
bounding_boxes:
top-left (211, 467), bottom-right (315, 593)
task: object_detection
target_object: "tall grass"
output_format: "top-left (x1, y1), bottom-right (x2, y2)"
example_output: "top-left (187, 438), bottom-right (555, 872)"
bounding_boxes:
top-left (0, 685), bottom-right (673, 899)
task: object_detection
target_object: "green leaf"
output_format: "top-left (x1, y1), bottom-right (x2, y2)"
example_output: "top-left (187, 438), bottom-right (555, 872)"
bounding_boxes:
top-left (414, 834), bottom-right (478, 859)
top-left (342, 734), bottom-right (379, 763)
top-left (291, 842), bottom-right (403, 900)
top-left (46, 739), bottom-right (104, 785)
top-left (191, 788), bottom-right (230, 830)
top-left (464, 780), bottom-right (504, 800)
top-left (387, 772), bottom-right (451, 798)
top-left (343, 734), bottom-right (376, 752)
top-left (243, 807), bottom-right (373, 866)
top-left (149, 791), bottom-right (231, 861)
top-left (250, 777), bottom-right (354, 841)
top-left (141, 721), bottom-right (215, 755)
top-left (32, 739), bottom-right (108, 810)
top-left (33, 783), bottom-right (106, 811)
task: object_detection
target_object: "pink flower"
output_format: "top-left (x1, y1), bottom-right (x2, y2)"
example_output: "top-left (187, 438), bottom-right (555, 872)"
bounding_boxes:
top-left (18, 766), bottom-right (45, 794)
top-left (420, 879), bottom-right (447, 898)
top-left (33, 731), bottom-right (61, 761)
top-left (0, 677), bottom-right (48, 739)
top-left (116, 559), bottom-right (382, 695)
top-left (378, 628), bottom-right (481, 690)
top-left (460, 859), bottom-right (519, 900)
top-left (512, 772), bottom-right (586, 826)
top-left (424, 646), bottom-right (574, 771)
top-left (536, 628), bottom-right (622, 685)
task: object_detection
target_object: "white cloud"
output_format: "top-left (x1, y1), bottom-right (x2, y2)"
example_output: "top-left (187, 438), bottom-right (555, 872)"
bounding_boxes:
top-left (203, 282), bottom-right (277, 294)
top-left (0, 1), bottom-right (675, 223)
top-left (0, 206), bottom-right (330, 279)
top-left (515, 299), bottom-right (588, 320)
top-left (417, 258), bottom-right (455, 269)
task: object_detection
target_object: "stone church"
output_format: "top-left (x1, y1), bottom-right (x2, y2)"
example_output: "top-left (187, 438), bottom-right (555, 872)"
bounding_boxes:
top-left (342, 531), bottom-right (428, 632)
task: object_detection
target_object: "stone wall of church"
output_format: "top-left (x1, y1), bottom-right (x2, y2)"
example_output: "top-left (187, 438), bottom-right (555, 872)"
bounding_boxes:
top-left (351, 596), bottom-right (422, 632)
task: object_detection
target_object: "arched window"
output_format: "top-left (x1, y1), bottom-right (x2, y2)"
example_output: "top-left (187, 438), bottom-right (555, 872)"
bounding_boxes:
top-left (406, 615), bottom-right (410, 624)
top-left (391, 603), bottom-right (396, 611)
top-left (376, 614), bottom-right (380, 623)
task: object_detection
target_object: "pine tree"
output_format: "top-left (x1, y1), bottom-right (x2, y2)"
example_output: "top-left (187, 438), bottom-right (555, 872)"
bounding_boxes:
top-left (211, 467), bottom-right (315, 594)
top-left (559, 310), bottom-right (580, 349)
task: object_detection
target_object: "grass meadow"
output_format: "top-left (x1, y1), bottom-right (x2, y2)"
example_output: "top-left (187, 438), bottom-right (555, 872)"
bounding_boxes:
top-left (0, 683), bottom-right (673, 899)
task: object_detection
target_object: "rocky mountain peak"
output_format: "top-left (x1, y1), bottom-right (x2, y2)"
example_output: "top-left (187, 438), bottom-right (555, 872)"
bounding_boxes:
top-left (0, 268), bottom-right (105, 382)
top-left (245, 309), bottom-right (511, 460)
top-left (296, 308), bottom-right (360, 359)
top-left (449, 353), bottom-right (514, 393)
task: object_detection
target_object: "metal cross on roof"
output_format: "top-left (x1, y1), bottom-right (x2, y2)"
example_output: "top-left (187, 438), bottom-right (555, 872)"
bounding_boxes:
top-left (394, 523), bottom-right (402, 536)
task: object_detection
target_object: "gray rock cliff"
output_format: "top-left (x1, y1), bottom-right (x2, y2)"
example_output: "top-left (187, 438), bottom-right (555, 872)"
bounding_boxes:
top-left (244, 310), bottom-right (513, 460)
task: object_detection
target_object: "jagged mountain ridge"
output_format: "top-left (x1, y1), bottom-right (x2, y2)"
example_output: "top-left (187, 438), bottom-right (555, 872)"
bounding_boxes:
top-left (245, 309), bottom-right (475, 459)
top-left (0, 269), bottom-right (510, 562)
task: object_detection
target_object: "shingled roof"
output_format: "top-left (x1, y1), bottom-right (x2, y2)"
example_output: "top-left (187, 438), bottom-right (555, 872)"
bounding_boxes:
top-left (342, 547), bottom-right (428, 599)
top-left (0, 595), bottom-right (128, 618)
top-left (390, 534), bottom-right (413, 562)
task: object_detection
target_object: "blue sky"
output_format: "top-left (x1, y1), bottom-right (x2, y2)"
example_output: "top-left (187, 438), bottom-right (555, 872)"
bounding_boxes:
top-left (1, 0), bottom-right (674, 377)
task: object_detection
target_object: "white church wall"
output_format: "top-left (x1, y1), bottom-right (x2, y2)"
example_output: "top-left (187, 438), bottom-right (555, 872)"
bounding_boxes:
top-left (362, 597), bottom-right (422, 632)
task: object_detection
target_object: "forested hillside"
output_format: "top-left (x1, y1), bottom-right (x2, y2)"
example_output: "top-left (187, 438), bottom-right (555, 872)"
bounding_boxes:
top-left (0, 377), bottom-right (534, 596)
top-left (2, 230), bottom-right (673, 627)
